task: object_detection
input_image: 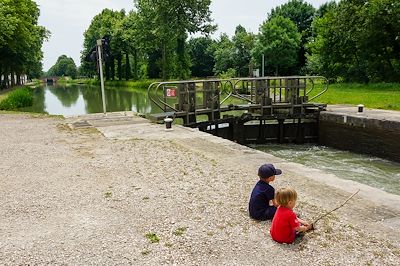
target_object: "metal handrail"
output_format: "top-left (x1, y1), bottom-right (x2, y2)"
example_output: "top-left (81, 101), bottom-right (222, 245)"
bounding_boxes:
top-left (308, 76), bottom-right (329, 101)
top-left (231, 76), bottom-right (329, 103)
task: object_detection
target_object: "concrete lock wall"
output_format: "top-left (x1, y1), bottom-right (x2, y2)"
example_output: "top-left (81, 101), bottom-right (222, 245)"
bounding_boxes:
top-left (319, 112), bottom-right (400, 163)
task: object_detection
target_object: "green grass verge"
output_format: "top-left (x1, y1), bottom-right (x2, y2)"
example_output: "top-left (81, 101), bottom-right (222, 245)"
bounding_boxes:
top-left (309, 82), bottom-right (400, 111)
top-left (0, 87), bottom-right (34, 110)
top-left (67, 79), bottom-right (155, 91)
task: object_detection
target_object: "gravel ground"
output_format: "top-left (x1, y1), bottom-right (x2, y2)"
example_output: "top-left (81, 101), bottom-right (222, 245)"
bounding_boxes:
top-left (0, 113), bottom-right (399, 265)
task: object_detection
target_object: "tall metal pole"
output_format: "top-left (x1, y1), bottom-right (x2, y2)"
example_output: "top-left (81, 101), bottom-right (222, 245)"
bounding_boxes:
top-left (96, 39), bottom-right (107, 114)
top-left (262, 54), bottom-right (265, 77)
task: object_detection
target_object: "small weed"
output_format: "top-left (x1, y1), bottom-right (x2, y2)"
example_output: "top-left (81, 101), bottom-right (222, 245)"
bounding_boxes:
top-left (321, 242), bottom-right (329, 248)
top-left (173, 227), bottom-right (187, 236)
top-left (217, 225), bottom-right (226, 230)
top-left (141, 249), bottom-right (151, 255)
top-left (104, 192), bottom-right (112, 198)
top-left (145, 232), bottom-right (160, 243)
top-left (165, 242), bottom-right (173, 248)
top-left (347, 224), bottom-right (355, 229)
top-left (142, 196), bottom-right (150, 200)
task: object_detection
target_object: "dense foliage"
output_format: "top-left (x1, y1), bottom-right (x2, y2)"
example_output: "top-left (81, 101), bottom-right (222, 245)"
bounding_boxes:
top-left (46, 55), bottom-right (78, 79)
top-left (253, 16), bottom-right (301, 75)
top-left (77, 0), bottom-right (399, 83)
top-left (0, 0), bottom-right (49, 88)
top-left (0, 87), bottom-right (33, 110)
top-left (308, 0), bottom-right (400, 82)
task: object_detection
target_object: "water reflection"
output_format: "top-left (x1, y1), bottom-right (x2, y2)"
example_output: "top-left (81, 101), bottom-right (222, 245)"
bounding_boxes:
top-left (23, 84), bottom-right (162, 115)
top-left (253, 144), bottom-right (400, 195)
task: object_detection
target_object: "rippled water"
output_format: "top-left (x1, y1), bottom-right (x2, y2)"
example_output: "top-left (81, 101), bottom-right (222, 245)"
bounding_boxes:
top-left (252, 144), bottom-right (400, 195)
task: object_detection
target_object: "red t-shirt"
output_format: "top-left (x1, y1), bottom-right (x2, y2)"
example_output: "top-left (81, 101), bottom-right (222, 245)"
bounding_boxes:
top-left (270, 206), bottom-right (300, 244)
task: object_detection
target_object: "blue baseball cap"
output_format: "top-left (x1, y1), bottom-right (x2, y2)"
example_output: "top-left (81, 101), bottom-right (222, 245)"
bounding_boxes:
top-left (258, 163), bottom-right (282, 178)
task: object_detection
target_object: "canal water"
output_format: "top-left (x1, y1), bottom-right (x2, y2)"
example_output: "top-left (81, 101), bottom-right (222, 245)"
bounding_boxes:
top-left (23, 84), bottom-right (400, 196)
top-left (22, 84), bottom-right (163, 116)
top-left (252, 144), bottom-right (400, 196)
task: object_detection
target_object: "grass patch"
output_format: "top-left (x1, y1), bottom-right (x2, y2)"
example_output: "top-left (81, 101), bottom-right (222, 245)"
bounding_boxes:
top-left (308, 82), bottom-right (400, 111)
top-left (73, 79), bottom-right (156, 91)
top-left (145, 232), bottom-right (160, 243)
top-left (0, 87), bottom-right (33, 110)
top-left (104, 192), bottom-right (112, 198)
top-left (141, 249), bottom-right (151, 255)
top-left (173, 227), bottom-right (187, 236)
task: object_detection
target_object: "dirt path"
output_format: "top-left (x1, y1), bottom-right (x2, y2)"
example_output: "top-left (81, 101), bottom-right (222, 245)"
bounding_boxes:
top-left (1, 113), bottom-right (399, 265)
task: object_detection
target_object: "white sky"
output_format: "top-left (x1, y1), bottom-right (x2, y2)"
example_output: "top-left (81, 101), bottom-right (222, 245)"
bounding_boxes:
top-left (36, 0), bottom-right (329, 71)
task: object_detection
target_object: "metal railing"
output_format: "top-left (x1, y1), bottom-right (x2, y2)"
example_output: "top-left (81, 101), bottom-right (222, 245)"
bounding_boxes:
top-left (230, 76), bottom-right (329, 104)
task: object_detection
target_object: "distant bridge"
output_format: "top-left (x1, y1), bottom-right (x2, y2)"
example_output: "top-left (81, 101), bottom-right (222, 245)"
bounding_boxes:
top-left (40, 76), bottom-right (61, 84)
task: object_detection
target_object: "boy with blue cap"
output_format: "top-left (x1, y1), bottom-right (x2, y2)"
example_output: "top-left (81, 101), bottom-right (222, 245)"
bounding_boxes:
top-left (248, 163), bottom-right (282, 220)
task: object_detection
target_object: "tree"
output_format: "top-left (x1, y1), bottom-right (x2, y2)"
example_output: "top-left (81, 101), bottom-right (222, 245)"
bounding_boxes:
top-left (232, 25), bottom-right (255, 77)
top-left (134, 0), bottom-right (216, 80)
top-left (212, 34), bottom-right (236, 75)
top-left (0, 0), bottom-right (49, 88)
top-left (187, 37), bottom-right (215, 77)
top-left (361, 0), bottom-right (400, 82)
top-left (80, 9), bottom-right (126, 80)
top-left (47, 55), bottom-right (78, 79)
top-left (252, 16), bottom-right (301, 75)
top-left (268, 0), bottom-right (316, 72)
top-left (307, 0), bottom-right (400, 82)
top-left (314, 1), bottom-right (337, 18)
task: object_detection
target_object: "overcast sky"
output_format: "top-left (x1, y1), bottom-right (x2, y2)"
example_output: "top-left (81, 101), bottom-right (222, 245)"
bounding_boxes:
top-left (36, 0), bottom-right (329, 71)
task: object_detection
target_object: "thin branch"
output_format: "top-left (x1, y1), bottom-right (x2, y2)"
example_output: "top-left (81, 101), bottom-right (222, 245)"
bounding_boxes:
top-left (312, 189), bottom-right (360, 225)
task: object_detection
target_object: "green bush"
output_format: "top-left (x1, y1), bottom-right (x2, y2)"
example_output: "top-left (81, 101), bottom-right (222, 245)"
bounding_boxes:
top-left (0, 87), bottom-right (34, 110)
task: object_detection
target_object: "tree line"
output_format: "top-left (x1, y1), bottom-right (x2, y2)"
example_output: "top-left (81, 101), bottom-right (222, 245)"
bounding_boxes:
top-left (2, 0), bottom-right (399, 88)
top-left (78, 0), bottom-right (399, 83)
top-left (0, 0), bottom-right (49, 89)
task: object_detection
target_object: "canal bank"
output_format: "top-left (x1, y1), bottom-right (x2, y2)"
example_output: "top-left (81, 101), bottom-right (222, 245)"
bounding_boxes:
top-left (1, 113), bottom-right (399, 265)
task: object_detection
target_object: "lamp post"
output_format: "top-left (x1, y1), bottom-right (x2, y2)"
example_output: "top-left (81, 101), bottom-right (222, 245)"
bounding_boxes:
top-left (96, 39), bottom-right (107, 114)
top-left (262, 54), bottom-right (265, 77)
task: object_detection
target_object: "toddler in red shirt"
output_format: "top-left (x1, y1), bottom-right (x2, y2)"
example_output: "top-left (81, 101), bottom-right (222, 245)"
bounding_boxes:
top-left (270, 187), bottom-right (313, 244)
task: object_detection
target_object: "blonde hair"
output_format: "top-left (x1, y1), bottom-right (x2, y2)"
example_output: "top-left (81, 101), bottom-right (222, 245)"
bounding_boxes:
top-left (275, 187), bottom-right (297, 207)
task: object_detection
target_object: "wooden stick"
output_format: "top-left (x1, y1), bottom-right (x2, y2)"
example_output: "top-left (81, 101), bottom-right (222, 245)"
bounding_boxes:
top-left (311, 189), bottom-right (360, 226)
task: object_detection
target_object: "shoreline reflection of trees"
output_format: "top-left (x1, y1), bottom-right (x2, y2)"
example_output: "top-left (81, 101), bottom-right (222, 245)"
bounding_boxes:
top-left (48, 85), bottom-right (80, 107)
top-left (29, 85), bottom-right (162, 115)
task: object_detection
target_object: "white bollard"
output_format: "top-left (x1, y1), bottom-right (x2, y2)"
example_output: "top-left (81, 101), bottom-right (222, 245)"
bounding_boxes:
top-left (164, 117), bottom-right (173, 131)
top-left (357, 104), bottom-right (364, 113)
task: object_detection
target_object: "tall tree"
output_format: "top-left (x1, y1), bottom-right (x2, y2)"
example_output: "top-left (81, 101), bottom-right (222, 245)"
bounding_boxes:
top-left (361, 0), bottom-right (400, 82)
top-left (252, 16), bottom-right (301, 76)
top-left (212, 34), bottom-right (236, 75)
top-left (187, 37), bottom-right (215, 77)
top-left (134, 0), bottom-right (216, 80)
top-left (268, 0), bottom-right (316, 72)
top-left (80, 9), bottom-right (126, 80)
top-left (232, 25), bottom-right (255, 77)
top-left (0, 0), bottom-right (49, 88)
top-left (47, 55), bottom-right (78, 79)
top-left (307, 0), bottom-right (400, 82)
